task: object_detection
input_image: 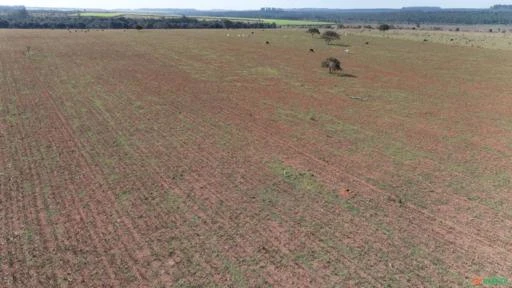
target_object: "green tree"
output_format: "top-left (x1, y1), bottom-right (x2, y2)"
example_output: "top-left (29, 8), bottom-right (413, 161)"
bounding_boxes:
top-left (378, 24), bottom-right (391, 31)
top-left (321, 30), bottom-right (340, 45)
top-left (307, 27), bottom-right (320, 37)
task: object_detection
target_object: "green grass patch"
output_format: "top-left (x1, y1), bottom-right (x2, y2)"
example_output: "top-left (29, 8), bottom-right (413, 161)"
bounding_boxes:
top-left (223, 259), bottom-right (248, 287)
top-left (117, 190), bottom-right (131, 204)
top-left (268, 160), bottom-right (358, 213)
top-left (165, 190), bottom-right (183, 213)
top-left (251, 66), bottom-right (280, 77)
top-left (77, 12), bottom-right (124, 17)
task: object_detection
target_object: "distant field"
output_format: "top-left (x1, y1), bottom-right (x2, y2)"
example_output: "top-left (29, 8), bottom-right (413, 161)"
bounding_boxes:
top-left (75, 12), bottom-right (335, 26)
top-left (350, 27), bottom-right (512, 50)
top-left (77, 12), bottom-right (124, 17)
top-left (195, 16), bottom-right (334, 26)
top-left (1, 29), bottom-right (512, 287)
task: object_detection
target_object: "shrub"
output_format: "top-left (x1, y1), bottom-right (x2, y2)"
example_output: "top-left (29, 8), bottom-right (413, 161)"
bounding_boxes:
top-left (378, 24), bottom-right (391, 31)
top-left (321, 30), bottom-right (340, 45)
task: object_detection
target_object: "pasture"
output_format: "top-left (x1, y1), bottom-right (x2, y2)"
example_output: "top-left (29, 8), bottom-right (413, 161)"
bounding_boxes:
top-left (1, 28), bottom-right (512, 287)
top-left (77, 12), bottom-right (124, 17)
top-left (194, 16), bottom-right (335, 26)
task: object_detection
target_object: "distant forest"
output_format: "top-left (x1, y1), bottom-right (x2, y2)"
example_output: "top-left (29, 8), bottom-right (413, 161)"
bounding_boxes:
top-left (141, 6), bottom-right (512, 25)
top-left (1, 5), bottom-right (512, 28)
top-left (192, 8), bottom-right (512, 25)
top-left (0, 6), bottom-right (277, 29)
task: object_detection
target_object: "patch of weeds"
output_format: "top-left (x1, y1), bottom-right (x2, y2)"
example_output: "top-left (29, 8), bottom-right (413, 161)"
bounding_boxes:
top-left (481, 198), bottom-right (505, 212)
top-left (325, 120), bottom-right (360, 141)
top-left (42, 185), bottom-right (58, 219)
top-left (466, 194), bottom-right (480, 201)
top-left (342, 201), bottom-right (360, 215)
top-left (6, 112), bottom-right (18, 125)
top-left (133, 101), bottom-right (144, 112)
top-left (447, 177), bottom-right (471, 193)
top-left (24, 227), bottom-right (34, 242)
top-left (383, 275), bottom-right (402, 287)
top-left (375, 221), bottom-right (393, 237)
top-left (276, 108), bottom-right (328, 124)
top-left (92, 98), bottom-right (103, 110)
top-left (268, 161), bottom-right (324, 194)
top-left (383, 141), bottom-right (428, 163)
top-left (188, 215), bottom-right (200, 227)
top-left (268, 160), bottom-right (357, 212)
top-left (223, 259), bottom-right (248, 288)
top-left (117, 190), bottom-right (131, 204)
top-left (259, 185), bottom-right (279, 206)
top-left (23, 182), bottom-right (33, 194)
top-left (167, 238), bottom-right (176, 257)
top-left (443, 134), bottom-right (472, 149)
top-left (113, 135), bottom-right (128, 149)
top-left (498, 118), bottom-right (512, 132)
top-left (165, 190), bottom-right (183, 213)
top-left (481, 171), bottom-right (511, 190)
top-left (119, 260), bottom-right (137, 283)
top-left (213, 122), bottom-right (245, 150)
top-left (293, 251), bottom-right (315, 269)
top-left (251, 66), bottom-right (280, 77)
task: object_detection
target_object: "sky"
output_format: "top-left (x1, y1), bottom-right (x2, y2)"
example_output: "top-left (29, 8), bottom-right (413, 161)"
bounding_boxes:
top-left (0, 0), bottom-right (501, 10)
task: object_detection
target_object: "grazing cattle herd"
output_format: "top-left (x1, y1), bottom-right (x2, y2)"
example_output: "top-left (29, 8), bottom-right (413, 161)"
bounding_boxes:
top-left (226, 29), bottom-right (354, 75)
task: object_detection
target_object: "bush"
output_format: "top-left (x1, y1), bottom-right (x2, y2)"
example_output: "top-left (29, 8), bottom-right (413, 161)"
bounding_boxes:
top-left (321, 30), bottom-right (340, 45)
top-left (378, 24), bottom-right (391, 31)
top-left (307, 27), bottom-right (320, 37)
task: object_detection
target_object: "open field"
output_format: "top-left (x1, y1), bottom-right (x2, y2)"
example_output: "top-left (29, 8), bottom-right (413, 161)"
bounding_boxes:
top-left (193, 16), bottom-right (335, 26)
top-left (74, 12), bottom-right (335, 26)
top-left (77, 12), bottom-right (124, 17)
top-left (352, 27), bottom-right (512, 50)
top-left (1, 28), bottom-right (512, 287)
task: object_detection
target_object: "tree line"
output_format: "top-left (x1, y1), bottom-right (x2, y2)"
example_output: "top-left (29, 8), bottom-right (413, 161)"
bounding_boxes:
top-left (0, 16), bottom-right (277, 29)
top-left (0, 7), bottom-right (277, 29)
top-left (183, 8), bottom-right (512, 25)
top-left (2, 5), bottom-right (512, 27)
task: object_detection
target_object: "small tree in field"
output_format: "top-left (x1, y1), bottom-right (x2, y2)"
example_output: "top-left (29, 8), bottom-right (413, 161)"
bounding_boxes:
top-left (378, 24), bottom-right (391, 31)
top-left (321, 30), bottom-right (340, 45)
top-left (321, 57), bottom-right (342, 73)
top-left (307, 28), bottom-right (320, 37)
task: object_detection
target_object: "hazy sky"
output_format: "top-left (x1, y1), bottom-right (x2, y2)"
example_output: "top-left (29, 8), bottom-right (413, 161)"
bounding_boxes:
top-left (0, 0), bottom-right (500, 10)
